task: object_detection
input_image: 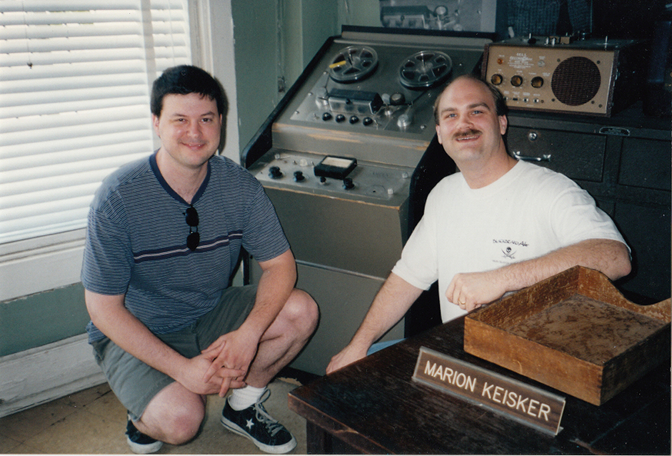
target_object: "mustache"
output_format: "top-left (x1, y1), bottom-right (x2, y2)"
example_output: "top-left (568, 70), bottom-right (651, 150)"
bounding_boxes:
top-left (453, 129), bottom-right (481, 140)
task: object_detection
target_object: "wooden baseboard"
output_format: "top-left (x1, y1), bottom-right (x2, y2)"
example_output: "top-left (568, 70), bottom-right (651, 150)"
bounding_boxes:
top-left (0, 333), bottom-right (106, 418)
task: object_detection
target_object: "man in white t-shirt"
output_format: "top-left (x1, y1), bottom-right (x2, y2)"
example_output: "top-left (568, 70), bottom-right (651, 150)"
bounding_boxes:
top-left (326, 74), bottom-right (631, 374)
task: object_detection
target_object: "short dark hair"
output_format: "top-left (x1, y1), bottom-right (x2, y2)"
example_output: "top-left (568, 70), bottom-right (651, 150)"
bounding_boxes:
top-left (433, 73), bottom-right (508, 125)
top-left (150, 65), bottom-right (227, 117)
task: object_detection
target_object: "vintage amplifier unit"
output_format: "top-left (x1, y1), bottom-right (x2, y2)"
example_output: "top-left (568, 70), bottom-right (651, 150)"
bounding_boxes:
top-left (482, 36), bottom-right (644, 116)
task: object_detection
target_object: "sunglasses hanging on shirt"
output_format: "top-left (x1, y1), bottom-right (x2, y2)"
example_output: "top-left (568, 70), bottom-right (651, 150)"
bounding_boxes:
top-left (185, 205), bottom-right (200, 251)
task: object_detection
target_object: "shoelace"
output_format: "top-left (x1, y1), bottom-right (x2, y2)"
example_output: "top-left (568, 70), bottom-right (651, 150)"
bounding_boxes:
top-left (253, 390), bottom-right (284, 437)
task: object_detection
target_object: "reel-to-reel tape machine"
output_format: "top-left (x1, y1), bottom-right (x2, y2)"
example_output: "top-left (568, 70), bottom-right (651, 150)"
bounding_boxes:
top-left (281, 34), bottom-right (486, 148)
top-left (243, 27), bottom-right (490, 375)
top-left (250, 27), bottom-right (491, 169)
top-left (289, 44), bottom-right (454, 134)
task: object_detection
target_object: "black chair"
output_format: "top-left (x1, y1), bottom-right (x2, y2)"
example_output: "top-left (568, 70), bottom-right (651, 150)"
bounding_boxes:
top-left (403, 134), bottom-right (457, 337)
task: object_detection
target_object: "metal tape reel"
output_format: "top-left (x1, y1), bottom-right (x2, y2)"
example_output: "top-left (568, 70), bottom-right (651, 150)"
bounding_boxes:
top-left (399, 50), bottom-right (453, 89)
top-left (329, 46), bottom-right (379, 83)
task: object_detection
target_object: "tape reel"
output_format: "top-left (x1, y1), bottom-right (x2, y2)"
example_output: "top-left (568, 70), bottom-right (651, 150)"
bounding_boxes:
top-left (399, 51), bottom-right (453, 89)
top-left (329, 46), bottom-right (379, 83)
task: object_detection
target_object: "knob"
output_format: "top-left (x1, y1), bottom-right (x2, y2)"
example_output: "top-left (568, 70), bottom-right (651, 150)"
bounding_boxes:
top-left (343, 178), bottom-right (354, 190)
top-left (490, 74), bottom-right (503, 85)
top-left (293, 171), bottom-right (305, 182)
top-left (335, 114), bottom-right (346, 123)
top-left (269, 166), bottom-right (282, 179)
top-left (511, 75), bottom-right (523, 87)
top-left (397, 112), bottom-right (413, 129)
top-left (319, 176), bottom-right (327, 185)
top-left (390, 92), bottom-right (406, 105)
top-left (363, 117), bottom-right (373, 126)
top-left (531, 77), bottom-right (544, 89)
top-left (322, 112), bottom-right (332, 121)
top-left (349, 116), bottom-right (359, 124)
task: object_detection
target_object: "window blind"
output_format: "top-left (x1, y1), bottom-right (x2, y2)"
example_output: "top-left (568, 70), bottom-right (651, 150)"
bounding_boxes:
top-left (0, 0), bottom-right (191, 245)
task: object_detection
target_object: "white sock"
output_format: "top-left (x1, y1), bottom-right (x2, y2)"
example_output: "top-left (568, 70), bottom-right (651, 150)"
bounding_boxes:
top-left (228, 385), bottom-right (267, 411)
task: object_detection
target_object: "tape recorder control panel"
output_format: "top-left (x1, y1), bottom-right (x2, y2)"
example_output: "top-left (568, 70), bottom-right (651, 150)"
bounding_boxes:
top-left (249, 150), bottom-right (414, 205)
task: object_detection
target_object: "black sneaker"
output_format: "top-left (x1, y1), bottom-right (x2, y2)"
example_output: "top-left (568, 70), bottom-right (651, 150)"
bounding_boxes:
top-left (126, 414), bottom-right (163, 454)
top-left (220, 389), bottom-right (297, 454)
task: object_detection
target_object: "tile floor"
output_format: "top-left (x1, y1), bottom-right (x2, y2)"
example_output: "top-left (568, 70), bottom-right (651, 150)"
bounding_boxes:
top-left (0, 379), bottom-right (307, 454)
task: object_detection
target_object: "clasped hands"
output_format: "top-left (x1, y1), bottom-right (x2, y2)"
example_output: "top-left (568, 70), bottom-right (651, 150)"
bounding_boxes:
top-left (184, 330), bottom-right (258, 398)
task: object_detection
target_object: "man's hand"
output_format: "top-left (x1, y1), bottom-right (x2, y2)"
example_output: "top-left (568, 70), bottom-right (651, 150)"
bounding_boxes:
top-left (201, 329), bottom-right (261, 397)
top-left (445, 270), bottom-right (505, 312)
top-left (176, 354), bottom-right (246, 396)
top-left (326, 344), bottom-right (368, 375)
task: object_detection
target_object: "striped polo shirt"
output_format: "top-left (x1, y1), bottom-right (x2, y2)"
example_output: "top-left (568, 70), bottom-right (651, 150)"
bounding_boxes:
top-left (82, 152), bottom-right (289, 343)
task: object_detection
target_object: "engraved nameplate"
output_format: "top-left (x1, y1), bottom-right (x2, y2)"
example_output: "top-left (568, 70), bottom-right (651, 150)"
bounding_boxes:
top-left (412, 347), bottom-right (566, 435)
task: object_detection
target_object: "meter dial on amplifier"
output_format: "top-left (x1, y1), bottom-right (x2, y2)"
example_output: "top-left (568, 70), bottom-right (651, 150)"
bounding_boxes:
top-left (329, 46), bottom-right (379, 83)
top-left (399, 51), bottom-right (452, 88)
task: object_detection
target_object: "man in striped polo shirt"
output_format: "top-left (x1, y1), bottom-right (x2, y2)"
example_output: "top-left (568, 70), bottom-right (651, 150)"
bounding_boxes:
top-left (82, 65), bottom-right (318, 454)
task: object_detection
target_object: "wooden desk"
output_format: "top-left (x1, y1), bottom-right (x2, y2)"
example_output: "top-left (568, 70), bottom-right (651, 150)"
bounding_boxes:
top-left (288, 317), bottom-right (671, 454)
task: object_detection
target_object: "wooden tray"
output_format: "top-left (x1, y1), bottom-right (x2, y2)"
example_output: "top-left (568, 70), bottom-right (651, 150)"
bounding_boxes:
top-left (464, 266), bottom-right (671, 405)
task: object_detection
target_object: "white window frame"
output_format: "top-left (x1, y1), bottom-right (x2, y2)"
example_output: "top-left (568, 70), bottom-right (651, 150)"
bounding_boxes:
top-left (0, 0), bottom-right (226, 302)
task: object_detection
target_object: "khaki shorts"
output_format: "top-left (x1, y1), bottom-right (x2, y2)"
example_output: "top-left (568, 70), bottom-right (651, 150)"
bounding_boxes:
top-left (92, 285), bottom-right (257, 420)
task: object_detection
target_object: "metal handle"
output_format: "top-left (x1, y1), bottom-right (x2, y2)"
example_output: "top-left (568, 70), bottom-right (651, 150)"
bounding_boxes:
top-left (599, 126), bottom-right (631, 137)
top-left (513, 151), bottom-right (552, 162)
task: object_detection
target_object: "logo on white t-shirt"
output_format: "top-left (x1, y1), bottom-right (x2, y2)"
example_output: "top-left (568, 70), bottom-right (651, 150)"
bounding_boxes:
top-left (492, 238), bottom-right (529, 262)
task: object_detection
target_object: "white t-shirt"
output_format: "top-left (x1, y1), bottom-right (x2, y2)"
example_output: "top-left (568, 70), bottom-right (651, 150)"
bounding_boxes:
top-left (392, 160), bottom-right (627, 323)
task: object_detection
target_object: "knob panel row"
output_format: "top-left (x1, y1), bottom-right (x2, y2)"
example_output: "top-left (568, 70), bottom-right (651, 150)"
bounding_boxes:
top-left (322, 112), bottom-right (374, 126)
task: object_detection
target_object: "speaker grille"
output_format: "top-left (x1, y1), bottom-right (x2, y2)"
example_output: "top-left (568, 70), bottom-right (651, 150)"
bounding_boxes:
top-left (551, 57), bottom-right (601, 106)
